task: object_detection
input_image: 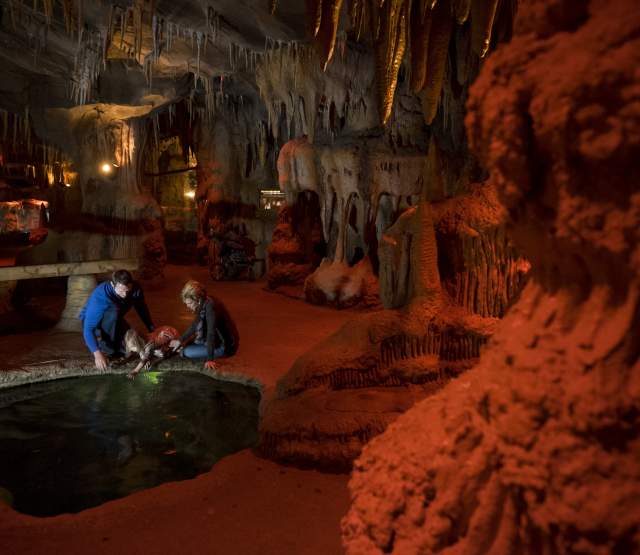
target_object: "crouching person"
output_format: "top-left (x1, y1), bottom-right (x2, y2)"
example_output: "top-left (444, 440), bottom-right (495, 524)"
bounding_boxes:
top-left (170, 280), bottom-right (239, 370)
top-left (80, 270), bottom-right (155, 371)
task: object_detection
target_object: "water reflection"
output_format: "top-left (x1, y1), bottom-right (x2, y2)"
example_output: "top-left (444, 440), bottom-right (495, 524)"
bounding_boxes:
top-left (0, 372), bottom-right (260, 516)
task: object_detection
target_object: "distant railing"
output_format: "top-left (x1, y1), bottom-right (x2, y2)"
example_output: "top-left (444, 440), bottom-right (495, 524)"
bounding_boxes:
top-left (0, 258), bottom-right (140, 331)
top-left (0, 258), bottom-right (138, 282)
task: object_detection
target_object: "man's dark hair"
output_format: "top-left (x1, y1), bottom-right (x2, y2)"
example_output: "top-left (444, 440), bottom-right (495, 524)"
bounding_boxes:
top-left (112, 269), bottom-right (133, 285)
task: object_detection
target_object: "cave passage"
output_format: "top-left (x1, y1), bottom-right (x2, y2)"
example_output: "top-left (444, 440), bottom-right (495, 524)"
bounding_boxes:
top-left (0, 372), bottom-right (260, 517)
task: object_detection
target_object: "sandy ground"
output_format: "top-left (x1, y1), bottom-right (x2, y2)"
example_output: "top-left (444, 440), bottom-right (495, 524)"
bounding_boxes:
top-left (0, 264), bottom-right (358, 554)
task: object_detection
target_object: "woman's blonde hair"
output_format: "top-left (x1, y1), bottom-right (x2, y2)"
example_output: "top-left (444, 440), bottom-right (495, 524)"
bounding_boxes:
top-left (181, 280), bottom-right (207, 304)
top-left (124, 329), bottom-right (146, 356)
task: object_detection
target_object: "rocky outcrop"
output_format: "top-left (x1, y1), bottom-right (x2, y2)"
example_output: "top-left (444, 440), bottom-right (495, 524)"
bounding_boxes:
top-left (259, 181), bottom-right (525, 469)
top-left (342, 1), bottom-right (640, 552)
top-left (304, 257), bottom-right (380, 309)
top-left (268, 134), bottom-right (427, 304)
top-left (267, 204), bottom-right (317, 290)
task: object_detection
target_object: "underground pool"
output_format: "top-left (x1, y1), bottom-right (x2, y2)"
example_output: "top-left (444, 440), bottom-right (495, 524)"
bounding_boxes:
top-left (0, 371), bottom-right (261, 517)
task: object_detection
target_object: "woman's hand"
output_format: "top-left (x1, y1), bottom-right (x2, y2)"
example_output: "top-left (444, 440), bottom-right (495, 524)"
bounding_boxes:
top-left (169, 339), bottom-right (181, 351)
top-left (204, 360), bottom-right (218, 371)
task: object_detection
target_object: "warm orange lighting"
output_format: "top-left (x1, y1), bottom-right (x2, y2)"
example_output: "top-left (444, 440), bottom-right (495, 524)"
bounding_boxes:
top-left (64, 183), bottom-right (71, 188)
top-left (100, 163), bottom-right (113, 174)
top-left (184, 190), bottom-right (196, 199)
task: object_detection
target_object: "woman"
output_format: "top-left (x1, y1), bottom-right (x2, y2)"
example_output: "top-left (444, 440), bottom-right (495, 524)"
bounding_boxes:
top-left (170, 280), bottom-right (240, 370)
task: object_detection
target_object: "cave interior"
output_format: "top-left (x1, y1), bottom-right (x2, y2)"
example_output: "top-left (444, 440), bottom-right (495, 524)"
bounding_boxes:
top-left (0, 0), bottom-right (638, 553)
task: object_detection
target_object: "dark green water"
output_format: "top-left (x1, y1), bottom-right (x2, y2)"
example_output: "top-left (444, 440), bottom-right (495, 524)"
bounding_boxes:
top-left (0, 372), bottom-right (260, 517)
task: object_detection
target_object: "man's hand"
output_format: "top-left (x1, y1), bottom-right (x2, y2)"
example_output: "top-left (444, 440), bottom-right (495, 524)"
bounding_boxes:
top-left (169, 339), bottom-right (181, 351)
top-left (94, 351), bottom-right (109, 371)
top-left (204, 360), bottom-right (218, 371)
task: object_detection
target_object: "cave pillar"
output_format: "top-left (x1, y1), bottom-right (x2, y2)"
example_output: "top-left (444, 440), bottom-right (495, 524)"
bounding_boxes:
top-left (56, 275), bottom-right (97, 332)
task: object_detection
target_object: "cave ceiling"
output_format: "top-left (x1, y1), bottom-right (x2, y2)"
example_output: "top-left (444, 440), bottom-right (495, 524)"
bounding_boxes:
top-left (0, 0), bottom-right (307, 118)
top-left (0, 0), bottom-right (511, 135)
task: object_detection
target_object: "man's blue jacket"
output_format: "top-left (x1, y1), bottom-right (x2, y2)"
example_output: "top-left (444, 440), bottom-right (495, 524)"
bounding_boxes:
top-left (79, 281), bottom-right (154, 353)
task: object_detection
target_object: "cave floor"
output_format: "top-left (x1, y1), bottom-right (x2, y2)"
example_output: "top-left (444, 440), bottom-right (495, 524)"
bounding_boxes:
top-left (0, 264), bottom-right (358, 554)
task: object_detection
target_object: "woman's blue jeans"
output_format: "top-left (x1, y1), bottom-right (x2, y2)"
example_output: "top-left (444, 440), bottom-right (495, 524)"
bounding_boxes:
top-left (181, 342), bottom-right (225, 360)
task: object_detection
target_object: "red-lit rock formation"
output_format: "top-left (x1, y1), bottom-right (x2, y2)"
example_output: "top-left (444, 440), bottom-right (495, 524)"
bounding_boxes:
top-left (260, 180), bottom-right (527, 469)
top-left (342, 0), bottom-right (640, 552)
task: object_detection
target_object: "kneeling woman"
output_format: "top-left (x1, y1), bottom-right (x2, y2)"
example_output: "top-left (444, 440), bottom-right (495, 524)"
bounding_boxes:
top-left (170, 280), bottom-right (239, 370)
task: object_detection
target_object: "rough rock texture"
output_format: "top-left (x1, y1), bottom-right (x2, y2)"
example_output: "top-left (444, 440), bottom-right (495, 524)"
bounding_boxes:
top-left (304, 257), bottom-right (381, 309)
top-left (193, 92), bottom-right (278, 264)
top-left (0, 1), bottom-right (303, 280)
top-left (16, 104), bottom-right (167, 273)
top-left (267, 204), bottom-right (317, 289)
top-left (269, 134), bottom-right (426, 304)
top-left (260, 181), bottom-right (526, 468)
top-left (342, 1), bottom-right (640, 553)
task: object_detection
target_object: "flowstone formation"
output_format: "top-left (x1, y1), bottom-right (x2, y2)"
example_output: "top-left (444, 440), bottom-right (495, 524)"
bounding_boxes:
top-left (194, 85), bottom-right (278, 265)
top-left (259, 41), bottom-right (427, 304)
top-left (17, 103), bottom-right (166, 280)
top-left (259, 0), bottom-right (524, 469)
top-left (272, 134), bottom-right (425, 307)
top-left (342, 0), bottom-right (640, 552)
top-left (0, 1), bottom-right (306, 283)
top-left (260, 178), bottom-right (526, 469)
top-left (262, 0), bottom-right (516, 306)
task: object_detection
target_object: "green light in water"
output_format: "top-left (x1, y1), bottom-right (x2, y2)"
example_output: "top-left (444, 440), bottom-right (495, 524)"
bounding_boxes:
top-left (143, 372), bottom-right (161, 385)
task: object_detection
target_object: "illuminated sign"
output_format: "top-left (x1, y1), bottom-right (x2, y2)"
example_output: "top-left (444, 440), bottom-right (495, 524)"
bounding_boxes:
top-left (259, 189), bottom-right (285, 211)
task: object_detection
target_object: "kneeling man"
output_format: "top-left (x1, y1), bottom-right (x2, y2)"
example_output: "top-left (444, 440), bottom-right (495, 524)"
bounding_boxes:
top-left (80, 269), bottom-right (155, 370)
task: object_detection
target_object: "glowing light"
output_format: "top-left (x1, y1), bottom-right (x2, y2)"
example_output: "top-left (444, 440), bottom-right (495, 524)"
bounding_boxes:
top-left (64, 183), bottom-right (71, 188)
top-left (144, 372), bottom-right (161, 385)
top-left (185, 190), bottom-right (196, 199)
top-left (100, 163), bottom-right (113, 175)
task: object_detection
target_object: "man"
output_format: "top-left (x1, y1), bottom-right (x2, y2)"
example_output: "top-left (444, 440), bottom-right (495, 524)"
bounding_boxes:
top-left (80, 269), bottom-right (155, 371)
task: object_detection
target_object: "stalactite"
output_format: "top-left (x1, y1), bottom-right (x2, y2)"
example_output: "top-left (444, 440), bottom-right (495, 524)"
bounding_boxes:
top-left (132, 1), bottom-right (143, 62)
top-left (420, 0), bottom-right (453, 124)
top-left (454, 0), bottom-right (471, 24)
top-left (206, 7), bottom-right (220, 44)
top-left (470, 0), bottom-right (500, 57)
top-left (374, 0), bottom-right (409, 125)
top-left (195, 31), bottom-right (203, 79)
top-left (305, 0), bottom-right (501, 127)
top-left (62, 0), bottom-right (75, 36)
top-left (409, 0), bottom-right (432, 93)
top-left (151, 15), bottom-right (160, 64)
top-left (349, 0), bottom-right (368, 41)
top-left (43, 0), bottom-right (53, 25)
top-left (71, 29), bottom-right (103, 105)
top-left (76, 0), bottom-right (83, 46)
top-left (311, 0), bottom-right (345, 71)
